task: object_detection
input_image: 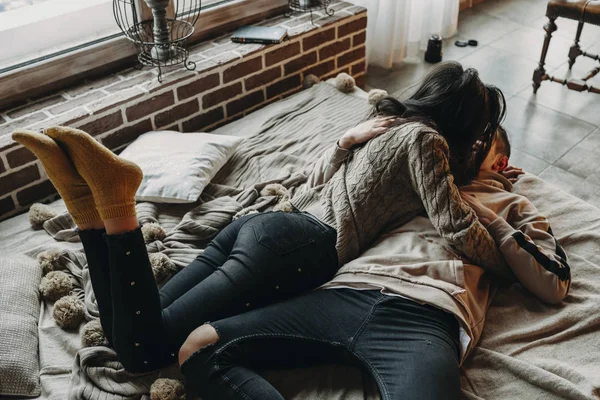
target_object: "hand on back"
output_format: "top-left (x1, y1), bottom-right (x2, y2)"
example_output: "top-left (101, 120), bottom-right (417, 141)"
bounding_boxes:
top-left (338, 116), bottom-right (398, 150)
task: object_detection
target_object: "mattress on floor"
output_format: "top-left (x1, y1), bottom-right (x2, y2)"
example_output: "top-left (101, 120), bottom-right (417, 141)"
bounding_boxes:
top-left (1, 81), bottom-right (599, 400)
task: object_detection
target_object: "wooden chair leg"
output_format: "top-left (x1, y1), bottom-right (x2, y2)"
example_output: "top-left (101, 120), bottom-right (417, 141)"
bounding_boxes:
top-left (568, 21), bottom-right (584, 69)
top-left (533, 16), bottom-right (557, 94)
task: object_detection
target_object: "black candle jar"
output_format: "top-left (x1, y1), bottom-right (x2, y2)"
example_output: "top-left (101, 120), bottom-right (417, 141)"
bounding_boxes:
top-left (424, 34), bottom-right (443, 63)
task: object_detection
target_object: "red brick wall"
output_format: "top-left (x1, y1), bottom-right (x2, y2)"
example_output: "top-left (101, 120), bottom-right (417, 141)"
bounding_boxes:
top-left (0, 1), bottom-right (367, 222)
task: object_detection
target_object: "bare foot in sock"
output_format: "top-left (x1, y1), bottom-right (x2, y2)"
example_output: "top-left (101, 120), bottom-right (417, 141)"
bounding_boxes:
top-left (12, 130), bottom-right (100, 225)
top-left (45, 126), bottom-right (143, 220)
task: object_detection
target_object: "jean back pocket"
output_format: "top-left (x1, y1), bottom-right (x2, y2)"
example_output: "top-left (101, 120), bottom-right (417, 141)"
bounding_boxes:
top-left (253, 213), bottom-right (315, 255)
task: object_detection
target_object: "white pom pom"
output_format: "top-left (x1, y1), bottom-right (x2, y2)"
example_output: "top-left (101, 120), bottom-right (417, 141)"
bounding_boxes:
top-left (142, 223), bottom-right (167, 244)
top-left (273, 200), bottom-right (293, 213)
top-left (29, 203), bottom-right (57, 227)
top-left (37, 249), bottom-right (63, 275)
top-left (303, 74), bottom-right (321, 88)
top-left (150, 378), bottom-right (186, 400)
top-left (53, 295), bottom-right (85, 329)
top-left (81, 319), bottom-right (108, 347)
top-left (260, 183), bottom-right (290, 200)
top-left (367, 89), bottom-right (388, 105)
top-left (335, 73), bottom-right (355, 93)
top-left (149, 253), bottom-right (177, 283)
top-left (39, 270), bottom-right (73, 301)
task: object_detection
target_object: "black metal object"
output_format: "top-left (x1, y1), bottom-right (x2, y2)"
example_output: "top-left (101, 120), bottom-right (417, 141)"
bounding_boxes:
top-left (424, 35), bottom-right (443, 63)
top-left (455, 39), bottom-right (478, 48)
top-left (286, 0), bottom-right (334, 24)
top-left (113, 0), bottom-right (201, 82)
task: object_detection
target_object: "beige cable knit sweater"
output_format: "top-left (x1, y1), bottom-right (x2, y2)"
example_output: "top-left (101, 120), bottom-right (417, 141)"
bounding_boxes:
top-left (292, 121), bottom-right (511, 277)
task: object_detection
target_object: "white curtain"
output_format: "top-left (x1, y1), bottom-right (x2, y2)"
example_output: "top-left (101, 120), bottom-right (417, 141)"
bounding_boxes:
top-left (352, 0), bottom-right (459, 68)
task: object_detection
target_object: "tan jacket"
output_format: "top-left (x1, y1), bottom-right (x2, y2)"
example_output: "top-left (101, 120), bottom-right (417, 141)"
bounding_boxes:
top-left (319, 171), bottom-right (571, 364)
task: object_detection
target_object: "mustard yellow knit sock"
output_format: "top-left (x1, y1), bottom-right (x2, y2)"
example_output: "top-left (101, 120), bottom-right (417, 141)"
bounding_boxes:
top-left (45, 126), bottom-right (142, 220)
top-left (11, 130), bottom-right (100, 225)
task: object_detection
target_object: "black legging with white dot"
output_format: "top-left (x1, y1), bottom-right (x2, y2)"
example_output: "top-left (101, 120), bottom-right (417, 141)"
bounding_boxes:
top-left (79, 211), bottom-right (338, 372)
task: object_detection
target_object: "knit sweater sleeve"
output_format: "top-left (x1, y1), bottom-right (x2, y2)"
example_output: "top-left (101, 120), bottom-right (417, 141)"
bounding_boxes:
top-left (408, 132), bottom-right (512, 278)
top-left (305, 144), bottom-right (351, 188)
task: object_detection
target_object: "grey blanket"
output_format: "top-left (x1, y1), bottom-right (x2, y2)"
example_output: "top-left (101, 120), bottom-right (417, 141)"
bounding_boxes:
top-left (2, 82), bottom-right (599, 400)
top-left (460, 175), bottom-right (600, 400)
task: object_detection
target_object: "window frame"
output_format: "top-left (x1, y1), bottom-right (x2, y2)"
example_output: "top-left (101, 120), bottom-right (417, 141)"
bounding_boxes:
top-left (0, 0), bottom-right (118, 72)
top-left (0, 0), bottom-right (288, 109)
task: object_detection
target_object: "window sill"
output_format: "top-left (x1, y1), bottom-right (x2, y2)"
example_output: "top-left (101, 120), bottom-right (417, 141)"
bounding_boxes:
top-left (0, 1), bottom-right (367, 147)
top-left (0, 0), bottom-right (289, 110)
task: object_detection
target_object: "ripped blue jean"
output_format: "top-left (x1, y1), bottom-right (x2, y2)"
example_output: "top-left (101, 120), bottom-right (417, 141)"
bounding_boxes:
top-left (181, 288), bottom-right (461, 400)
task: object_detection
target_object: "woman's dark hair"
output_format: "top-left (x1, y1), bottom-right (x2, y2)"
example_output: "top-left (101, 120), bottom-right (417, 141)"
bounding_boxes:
top-left (372, 61), bottom-right (506, 184)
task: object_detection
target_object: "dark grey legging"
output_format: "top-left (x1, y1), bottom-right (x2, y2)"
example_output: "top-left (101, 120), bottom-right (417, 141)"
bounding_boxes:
top-left (79, 211), bottom-right (338, 372)
top-left (181, 288), bottom-right (461, 400)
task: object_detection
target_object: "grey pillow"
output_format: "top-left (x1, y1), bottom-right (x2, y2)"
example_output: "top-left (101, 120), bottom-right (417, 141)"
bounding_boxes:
top-left (0, 255), bottom-right (42, 397)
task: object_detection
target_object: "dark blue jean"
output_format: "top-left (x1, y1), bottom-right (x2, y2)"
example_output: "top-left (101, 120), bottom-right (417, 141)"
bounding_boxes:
top-left (79, 211), bottom-right (338, 372)
top-left (181, 289), bottom-right (461, 400)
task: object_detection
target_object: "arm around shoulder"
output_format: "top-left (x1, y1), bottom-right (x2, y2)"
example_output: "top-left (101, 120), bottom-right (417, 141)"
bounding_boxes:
top-left (304, 116), bottom-right (399, 188)
top-left (408, 131), bottom-right (512, 278)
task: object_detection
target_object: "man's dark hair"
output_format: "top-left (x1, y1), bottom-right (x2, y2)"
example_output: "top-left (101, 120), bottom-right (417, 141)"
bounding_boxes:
top-left (495, 126), bottom-right (511, 159)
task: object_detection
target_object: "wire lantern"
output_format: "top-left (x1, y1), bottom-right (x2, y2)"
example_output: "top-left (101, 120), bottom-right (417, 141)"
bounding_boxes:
top-left (286, 0), bottom-right (334, 24)
top-left (114, 0), bottom-right (202, 81)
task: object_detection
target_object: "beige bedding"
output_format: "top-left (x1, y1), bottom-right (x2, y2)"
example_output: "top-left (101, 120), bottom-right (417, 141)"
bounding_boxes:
top-left (1, 82), bottom-right (599, 400)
